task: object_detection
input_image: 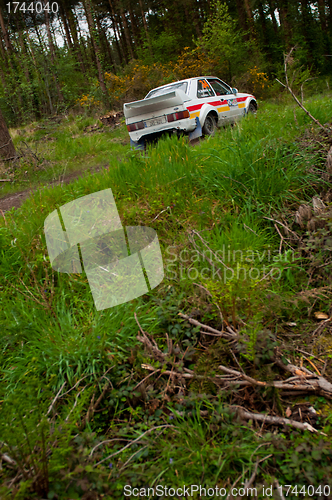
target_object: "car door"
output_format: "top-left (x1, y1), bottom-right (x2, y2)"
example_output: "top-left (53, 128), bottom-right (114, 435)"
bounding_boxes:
top-left (195, 78), bottom-right (232, 124)
top-left (206, 78), bottom-right (240, 122)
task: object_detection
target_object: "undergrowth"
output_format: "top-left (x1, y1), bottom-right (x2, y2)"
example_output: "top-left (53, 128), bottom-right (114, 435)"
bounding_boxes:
top-left (1, 94), bottom-right (332, 498)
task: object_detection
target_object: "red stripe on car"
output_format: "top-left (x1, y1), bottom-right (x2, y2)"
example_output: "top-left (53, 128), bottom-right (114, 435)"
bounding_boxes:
top-left (187, 104), bottom-right (204, 112)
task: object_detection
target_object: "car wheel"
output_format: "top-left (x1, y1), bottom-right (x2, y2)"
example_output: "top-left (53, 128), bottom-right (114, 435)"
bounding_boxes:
top-left (202, 114), bottom-right (217, 136)
top-left (248, 102), bottom-right (257, 114)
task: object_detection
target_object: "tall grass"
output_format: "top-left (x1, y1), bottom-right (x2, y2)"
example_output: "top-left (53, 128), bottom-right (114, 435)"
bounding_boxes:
top-left (1, 94), bottom-right (332, 497)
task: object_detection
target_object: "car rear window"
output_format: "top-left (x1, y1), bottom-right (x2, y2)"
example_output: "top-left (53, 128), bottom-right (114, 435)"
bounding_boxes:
top-left (145, 82), bottom-right (188, 99)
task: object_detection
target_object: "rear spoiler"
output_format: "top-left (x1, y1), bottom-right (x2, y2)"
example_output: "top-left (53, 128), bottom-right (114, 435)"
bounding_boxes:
top-left (124, 89), bottom-right (191, 120)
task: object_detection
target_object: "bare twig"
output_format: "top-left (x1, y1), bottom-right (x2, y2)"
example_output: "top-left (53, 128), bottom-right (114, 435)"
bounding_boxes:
top-left (0, 139), bottom-right (12, 149)
top-left (219, 365), bottom-right (267, 386)
top-left (65, 386), bottom-right (87, 422)
top-left (276, 47), bottom-right (331, 133)
top-left (311, 316), bottom-right (332, 336)
top-left (301, 77), bottom-right (317, 104)
top-left (89, 438), bottom-right (130, 457)
top-left (295, 348), bottom-right (325, 363)
top-left (132, 369), bottom-right (160, 392)
top-left (274, 480), bottom-right (286, 500)
top-left (46, 382), bottom-right (66, 416)
top-left (193, 282), bottom-right (224, 324)
top-left (60, 374), bottom-right (94, 398)
top-left (219, 362), bottom-right (332, 398)
top-left (243, 223), bottom-right (259, 236)
top-left (274, 223), bottom-right (284, 253)
top-left (263, 216), bottom-right (300, 240)
top-left (235, 454), bottom-right (271, 500)
top-left (93, 425), bottom-right (174, 467)
top-left (179, 312), bottom-right (236, 339)
top-left (238, 408), bottom-right (324, 434)
top-left (152, 206), bottom-right (170, 221)
top-left (191, 229), bottom-right (232, 270)
top-left (119, 445), bottom-right (148, 471)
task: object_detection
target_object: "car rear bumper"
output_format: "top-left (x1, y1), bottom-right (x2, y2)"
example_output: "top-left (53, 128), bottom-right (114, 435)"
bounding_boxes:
top-left (128, 117), bottom-right (196, 142)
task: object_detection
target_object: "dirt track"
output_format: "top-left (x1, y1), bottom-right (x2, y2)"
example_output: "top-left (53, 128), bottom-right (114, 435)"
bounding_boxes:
top-left (0, 163), bottom-right (110, 213)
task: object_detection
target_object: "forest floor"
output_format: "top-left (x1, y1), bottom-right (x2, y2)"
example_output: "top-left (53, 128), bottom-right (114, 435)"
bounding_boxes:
top-left (1, 96), bottom-right (332, 498)
top-left (0, 112), bottom-right (130, 211)
top-left (0, 161), bottom-right (109, 212)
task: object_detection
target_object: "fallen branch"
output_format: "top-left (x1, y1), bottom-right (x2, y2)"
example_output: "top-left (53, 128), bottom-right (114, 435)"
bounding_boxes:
top-left (219, 362), bottom-right (332, 397)
top-left (141, 362), bottom-right (239, 384)
top-left (274, 358), bottom-right (332, 398)
top-left (276, 47), bottom-right (331, 134)
top-left (178, 312), bottom-right (237, 339)
top-left (238, 407), bottom-right (324, 434)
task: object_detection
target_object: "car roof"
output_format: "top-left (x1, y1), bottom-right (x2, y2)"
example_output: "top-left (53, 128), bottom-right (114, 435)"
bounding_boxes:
top-left (147, 76), bottom-right (223, 93)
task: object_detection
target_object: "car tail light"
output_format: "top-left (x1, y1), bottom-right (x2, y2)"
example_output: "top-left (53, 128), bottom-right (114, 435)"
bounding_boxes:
top-left (127, 121), bottom-right (144, 132)
top-left (167, 109), bottom-right (190, 122)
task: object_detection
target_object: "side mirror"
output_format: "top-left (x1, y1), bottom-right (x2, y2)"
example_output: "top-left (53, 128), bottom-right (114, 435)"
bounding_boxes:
top-left (232, 88), bottom-right (238, 95)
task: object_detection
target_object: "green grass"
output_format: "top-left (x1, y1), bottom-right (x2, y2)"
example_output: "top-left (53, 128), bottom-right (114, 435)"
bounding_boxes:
top-left (1, 113), bottom-right (130, 196)
top-left (1, 93), bottom-right (332, 498)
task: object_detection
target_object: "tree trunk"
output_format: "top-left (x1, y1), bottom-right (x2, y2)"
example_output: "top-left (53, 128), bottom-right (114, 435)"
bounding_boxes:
top-left (83, 0), bottom-right (108, 94)
top-left (0, 34), bottom-right (8, 69)
top-left (138, 0), bottom-right (153, 56)
top-left (277, 0), bottom-right (291, 48)
top-left (44, 3), bottom-right (56, 64)
top-left (243, 0), bottom-right (255, 38)
top-left (66, 5), bottom-right (86, 74)
top-left (0, 64), bottom-right (6, 89)
top-left (300, 0), bottom-right (314, 56)
top-left (258, 0), bottom-right (268, 48)
top-left (191, 0), bottom-right (202, 37)
top-left (235, 0), bottom-right (249, 36)
top-left (120, 5), bottom-right (134, 60)
top-left (95, 13), bottom-right (115, 71)
top-left (317, 0), bottom-right (327, 31)
top-left (0, 7), bottom-right (12, 52)
top-left (116, 10), bottom-right (130, 63)
top-left (327, 0), bottom-right (332, 30)
top-left (59, 2), bottom-right (74, 51)
top-left (15, 15), bottom-right (31, 83)
top-left (0, 108), bottom-right (16, 160)
top-left (268, 0), bottom-right (279, 36)
top-left (128, 3), bottom-right (140, 53)
top-left (108, 1), bottom-right (125, 64)
top-left (43, 4), bottom-right (64, 103)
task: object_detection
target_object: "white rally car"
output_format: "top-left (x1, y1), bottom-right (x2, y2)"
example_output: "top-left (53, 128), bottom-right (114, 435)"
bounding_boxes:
top-left (124, 76), bottom-right (257, 148)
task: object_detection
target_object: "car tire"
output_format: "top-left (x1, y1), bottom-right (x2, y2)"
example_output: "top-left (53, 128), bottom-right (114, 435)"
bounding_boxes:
top-left (202, 114), bottom-right (217, 136)
top-left (248, 102), bottom-right (257, 114)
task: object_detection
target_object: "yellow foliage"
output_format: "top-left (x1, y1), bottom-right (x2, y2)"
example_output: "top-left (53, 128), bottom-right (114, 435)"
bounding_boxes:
top-left (247, 66), bottom-right (270, 95)
top-left (76, 94), bottom-right (100, 107)
top-left (77, 47), bottom-right (218, 108)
